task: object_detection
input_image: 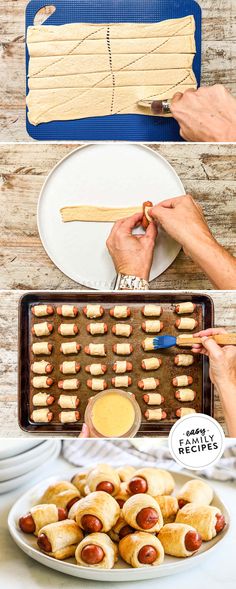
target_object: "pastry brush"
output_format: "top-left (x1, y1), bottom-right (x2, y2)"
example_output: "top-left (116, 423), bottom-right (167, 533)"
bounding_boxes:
top-left (149, 333), bottom-right (236, 350)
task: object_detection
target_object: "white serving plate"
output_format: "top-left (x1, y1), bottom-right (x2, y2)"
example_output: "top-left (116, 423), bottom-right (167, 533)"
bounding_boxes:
top-left (0, 440), bottom-right (58, 482)
top-left (0, 442), bottom-right (61, 494)
top-left (0, 440), bottom-right (41, 461)
top-left (37, 144), bottom-right (185, 289)
top-left (8, 470), bottom-right (229, 582)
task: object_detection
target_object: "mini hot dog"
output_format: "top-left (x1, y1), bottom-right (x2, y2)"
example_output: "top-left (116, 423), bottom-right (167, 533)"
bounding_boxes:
top-left (142, 305), bottom-right (162, 317)
top-left (112, 361), bottom-right (133, 373)
top-left (58, 395), bottom-right (80, 409)
top-left (31, 409), bottom-right (53, 423)
top-left (37, 520), bottom-right (83, 560)
top-left (155, 496), bottom-right (179, 524)
top-left (57, 305), bottom-right (78, 317)
top-left (122, 493), bottom-right (163, 533)
top-left (114, 481), bottom-right (131, 508)
top-left (75, 532), bottom-right (118, 568)
top-left (109, 517), bottom-right (135, 542)
top-left (119, 532), bottom-right (164, 568)
top-left (58, 323), bottom-right (79, 336)
top-left (116, 466), bottom-right (136, 483)
top-left (138, 378), bottom-right (159, 390)
top-left (19, 504), bottom-right (67, 536)
top-left (32, 305), bottom-right (54, 317)
top-left (83, 305), bottom-right (104, 319)
top-left (145, 409), bottom-right (167, 421)
top-left (176, 504), bottom-right (226, 541)
top-left (158, 523), bottom-right (202, 557)
top-left (59, 411), bottom-right (80, 423)
top-left (32, 322), bottom-right (53, 337)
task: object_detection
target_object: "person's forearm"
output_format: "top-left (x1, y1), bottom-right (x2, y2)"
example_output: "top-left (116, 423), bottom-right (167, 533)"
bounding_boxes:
top-left (185, 235), bottom-right (236, 289)
top-left (217, 383), bottom-right (236, 437)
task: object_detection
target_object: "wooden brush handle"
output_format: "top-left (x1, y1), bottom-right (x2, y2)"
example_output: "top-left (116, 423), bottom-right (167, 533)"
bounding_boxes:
top-left (177, 334), bottom-right (236, 347)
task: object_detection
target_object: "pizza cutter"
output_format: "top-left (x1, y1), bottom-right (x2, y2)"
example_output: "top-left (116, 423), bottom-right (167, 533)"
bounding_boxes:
top-left (137, 99), bottom-right (173, 116)
top-left (150, 333), bottom-right (236, 350)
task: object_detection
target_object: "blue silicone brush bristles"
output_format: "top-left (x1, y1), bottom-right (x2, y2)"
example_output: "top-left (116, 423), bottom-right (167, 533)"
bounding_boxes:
top-left (152, 336), bottom-right (177, 350)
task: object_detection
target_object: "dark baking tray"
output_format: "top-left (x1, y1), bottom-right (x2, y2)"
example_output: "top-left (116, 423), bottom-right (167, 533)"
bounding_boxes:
top-left (19, 291), bottom-right (214, 435)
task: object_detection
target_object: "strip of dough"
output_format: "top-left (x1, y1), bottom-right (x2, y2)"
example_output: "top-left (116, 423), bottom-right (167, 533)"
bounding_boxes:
top-left (38, 520), bottom-right (83, 557)
top-left (59, 411), bottom-right (79, 423)
top-left (177, 479), bottom-right (213, 506)
top-left (30, 504), bottom-right (59, 536)
top-left (31, 360), bottom-right (51, 374)
top-left (142, 338), bottom-right (155, 351)
top-left (32, 342), bottom-right (52, 355)
top-left (155, 496), bottom-right (179, 524)
top-left (114, 343), bottom-right (132, 355)
top-left (58, 395), bottom-right (78, 409)
top-left (85, 304), bottom-right (103, 318)
top-left (61, 342), bottom-right (79, 355)
top-left (142, 357), bottom-right (161, 370)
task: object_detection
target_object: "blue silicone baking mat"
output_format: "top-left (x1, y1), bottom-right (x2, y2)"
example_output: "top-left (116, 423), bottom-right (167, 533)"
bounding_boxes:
top-left (26, 0), bottom-right (202, 141)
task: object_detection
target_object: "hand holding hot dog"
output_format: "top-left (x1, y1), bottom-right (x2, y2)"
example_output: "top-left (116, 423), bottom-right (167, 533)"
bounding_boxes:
top-left (106, 212), bottom-right (157, 281)
top-left (191, 328), bottom-right (236, 437)
top-left (169, 85), bottom-right (236, 142)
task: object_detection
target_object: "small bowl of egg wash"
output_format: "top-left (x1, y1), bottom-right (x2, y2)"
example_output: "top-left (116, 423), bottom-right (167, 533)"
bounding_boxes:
top-left (85, 389), bottom-right (141, 438)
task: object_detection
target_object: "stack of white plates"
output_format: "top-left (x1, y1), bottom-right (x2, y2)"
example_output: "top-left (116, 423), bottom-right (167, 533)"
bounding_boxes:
top-left (0, 440), bottom-right (61, 494)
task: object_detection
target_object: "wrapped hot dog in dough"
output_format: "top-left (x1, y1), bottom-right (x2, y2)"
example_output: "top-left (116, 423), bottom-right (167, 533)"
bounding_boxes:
top-left (71, 472), bottom-right (88, 497)
top-left (176, 408), bottom-right (196, 417)
top-left (57, 305), bottom-right (78, 317)
top-left (44, 489), bottom-right (80, 511)
top-left (58, 323), bottom-right (78, 336)
top-left (58, 395), bottom-right (79, 409)
top-left (75, 532), bottom-right (118, 568)
top-left (32, 376), bottom-right (53, 389)
top-left (141, 357), bottom-right (161, 370)
top-left (145, 408), bottom-right (166, 421)
top-left (138, 377), bottom-right (159, 390)
top-left (109, 516), bottom-right (134, 542)
top-left (119, 531), bottom-right (164, 568)
top-left (175, 318), bottom-right (198, 330)
top-left (85, 464), bottom-right (120, 496)
top-left (59, 411), bottom-right (80, 423)
top-left (32, 342), bottom-right (52, 355)
top-left (128, 467), bottom-right (175, 496)
top-left (60, 342), bottom-right (81, 355)
top-left (87, 323), bottom-right (107, 335)
top-left (112, 324), bottom-right (132, 337)
top-left (85, 343), bottom-right (106, 356)
top-left (113, 361), bottom-right (132, 373)
top-left (177, 479), bottom-right (213, 508)
top-left (37, 520), bottom-right (83, 560)
top-left (60, 361), bottom-right (80, 375)
top-left (112, 375), bottom-right (131, 388)
top-left (32, 305), bottom-right (53, 317)
top-left (175, 302), bottom-right (196, 314)
top-left (33, 322), bottom-right (53, 337)
top-left (19, 503), bottom-right (63, 536)
top-left (84, 305), bottom-right (104, 319)
top-left (87, 378), bottom-right (107, 391)
top-left (58, 378), bottom-right (80, 390)
top-left (114, 482), bottom-right (131, 508)
top-left (158, 523), bottom-right (202, 557)
top-left (110, 306), bottom-right (130, 319)
top-left (142, 320), bottom-right (163, 333)
top-left (122, 493), bottom-right (163, 532)
top-left (175, 354), bottom-right (194, 366)
top-left (155, 496), bottom-right (179, 524)
top-left (175, 388), bottom-right (196, 402)
top-left (143, 393), bottom-right (163, 405)
top-left (116, 466), bottom-right (136, 483)
top-left (142, 305), bottom-right (162, 317)
top-left (172, 375), bottom-right (193, 387)
top-left (41, 481), bottom-right (78, 504)
top-left (176, 504), bottom-right (225, 541)
top-left (113, 343), bottom-right (133, 355)
top-left (86, 363), bottom-right (107, 376)
top-left (75, 491), bottom-right (120, 532)
top-left (142, 338), bottom-right (155, 351)
top-left (31, 360), bottom-right (53, 374)
top-left (31, 408), bottom-right (53, 422)
top-left (32, 392), bottom-right (54, 407)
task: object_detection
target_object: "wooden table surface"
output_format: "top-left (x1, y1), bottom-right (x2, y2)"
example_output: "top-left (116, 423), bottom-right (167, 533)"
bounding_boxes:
top-left (0, 142), bottom-right (235, 291)
top-left (0, 0), bottom-right (235, 141)
top-left (0, 289), bottom-right (235, 437)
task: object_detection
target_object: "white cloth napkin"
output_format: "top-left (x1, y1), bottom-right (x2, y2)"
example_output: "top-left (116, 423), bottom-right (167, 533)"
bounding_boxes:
top-left (63, 440), bottom-right (236, 482)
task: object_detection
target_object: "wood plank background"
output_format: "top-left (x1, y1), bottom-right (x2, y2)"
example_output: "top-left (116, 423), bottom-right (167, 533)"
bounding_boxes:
top-left (0, 142), bottom-right (235, 291)
top-left (0, 0), bottom-right (235, 141)
top-left (0, 289), bottom-right (235, 437)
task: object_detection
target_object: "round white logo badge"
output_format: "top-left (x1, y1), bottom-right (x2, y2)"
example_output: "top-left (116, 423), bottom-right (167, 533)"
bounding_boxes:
top-left (168, 414), bottom-right (225, 470)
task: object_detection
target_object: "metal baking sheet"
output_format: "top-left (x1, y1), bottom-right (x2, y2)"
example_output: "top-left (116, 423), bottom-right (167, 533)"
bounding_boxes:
top-left (19, 291), bottom-right (214, 435)
top-left (25, 0), bottom-right (202, 141)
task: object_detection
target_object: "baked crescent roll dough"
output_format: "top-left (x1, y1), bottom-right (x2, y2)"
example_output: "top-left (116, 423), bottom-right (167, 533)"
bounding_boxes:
top-left (122, 494), bottom-right (163, 532)
top-left (71, 472), bottom-right (88, 497)
top-left (58, 395), bottom-right (78, 409)
top-left (47, 489), bottom-right (80, 510)
top-left (176, 503), bottom-right (222, 541)
top-left (31, 360), bottom-right (51, 375)
top-left (32, 393), bottom-right (53, 407)
top-left (59, 323), bottom-right (77, 336)
top-left (144, 393), bottom-right (163, 405)
top-left (75, 491), bottom-right (120, 532)
top-left (175, 354), bottom-right (194, 366)
top-left (142, 357), bottom-right (161, 370)
top-left (176, 318), bottom-right (197, 330)
top-left (88, 323), bottom-right (106, 335)
top-left (88, 343), bottom-right (106, 356)
top-left (175, 302), bottom-right (195, 314)
top-left (109, 516), bottom-right (132, 542)
top-left (114, 482), bottom-right (130, 506)
top-left (38, 519), bottom-right (83, 559)
top-left (34, 322), bottom-right (52, 337)
top-left (143, 321), bottom-right (162, 333)
top-left (32, 342), bottom-right (52, 355)
top-left (158, 523), bottom-right (200, 557)
top-left (41, 481), bottom-right (78, 504)
top-left (113, 324), bottom-right (132, 337)
top-left (177, 480), bottom-right (213, 506)
top-left (113, 376), bottom-right (130, 388)
top-left (30, 504), bottom-right (60, 536)
top-left (32, 305), bottom-right (52, 317)
top-left (61, 342), bottom-right (80, 355)
top-left (176, 388), bottom-right (195, 402)
top-left (155, 496), bottom-right (179, 524)
top-left (142, 305), bottom-right (162, 317)
top-left (119, 531), bottom-right (164, 568)
top-left (130, 468), bottom-right (175, 496)
top-left (75, 532), bottom-right (118, 568)
top-left (85, 464), bottom-right (120, 496)
top-left (86, 305), bottom-right (103, 318)
top-left (116, 466), bottom-right (136, 482)
top-left (112, 306), bottom-right (129, 318)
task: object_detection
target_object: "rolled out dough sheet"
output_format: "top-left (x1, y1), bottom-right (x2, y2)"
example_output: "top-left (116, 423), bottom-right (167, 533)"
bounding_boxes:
top-left (26, 15), bottom-right (197, 125)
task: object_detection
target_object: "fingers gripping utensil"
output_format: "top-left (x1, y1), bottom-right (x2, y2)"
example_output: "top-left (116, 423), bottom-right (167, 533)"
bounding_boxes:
top-left (151, 333), bottom-right (236, 350)
top-left (137, 99), bottom-right (172, 115)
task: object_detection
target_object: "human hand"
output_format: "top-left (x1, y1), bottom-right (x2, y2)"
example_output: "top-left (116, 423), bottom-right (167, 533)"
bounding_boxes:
top-left (170, 85), bottom-right (236, 142)
top-left (79, 423), bottom-right (90, 438)
top-left (191, 328), bottom-right (236, 390)
top-left (149, 194), bottom-right (213, 258)
top-left (106, 212), bottom-right (157, 281)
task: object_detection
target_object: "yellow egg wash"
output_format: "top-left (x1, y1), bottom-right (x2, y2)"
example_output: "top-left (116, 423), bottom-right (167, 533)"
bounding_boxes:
top-left (91, 393), bottom-right (135, 437)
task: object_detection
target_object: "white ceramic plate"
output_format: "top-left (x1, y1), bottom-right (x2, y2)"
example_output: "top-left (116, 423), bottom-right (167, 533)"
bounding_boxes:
top-left (0, 442), bottom-right (61, 494)
top-left (8, 470), bottom-right (229, 582)
top-left (0, 440), bottom-right (41, 461)
top-left (37, 144), bottom-right (185, 289)
top-left (0, 440), bottom-right (58, 482)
